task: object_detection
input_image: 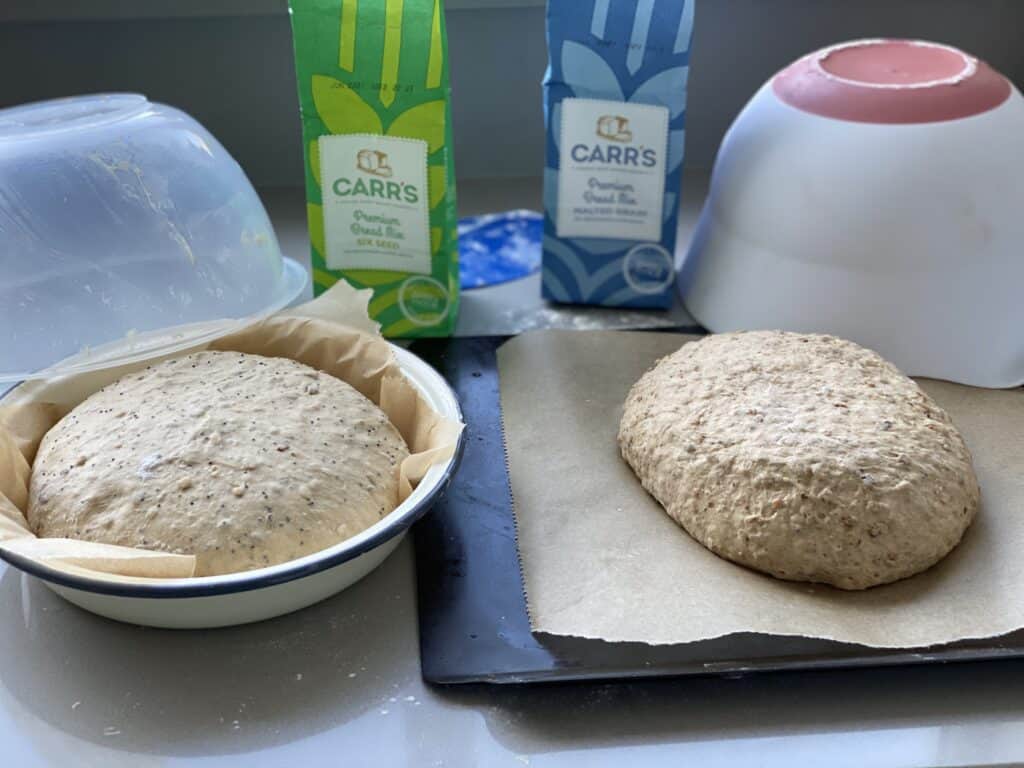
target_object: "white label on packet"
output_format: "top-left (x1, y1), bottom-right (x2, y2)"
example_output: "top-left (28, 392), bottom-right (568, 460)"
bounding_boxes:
top-left (318, 134), bottom-right (432, 274)
top-left (556, 98), bottom-right (669, 242)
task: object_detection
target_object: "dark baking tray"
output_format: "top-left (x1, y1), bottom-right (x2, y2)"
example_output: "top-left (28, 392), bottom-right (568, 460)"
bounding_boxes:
top-left (410, 336), bottom-right (1024, 684)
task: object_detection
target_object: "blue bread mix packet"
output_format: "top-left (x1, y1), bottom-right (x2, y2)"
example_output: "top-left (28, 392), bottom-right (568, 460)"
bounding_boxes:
top-left (542, 0), bottom-right (695, 308)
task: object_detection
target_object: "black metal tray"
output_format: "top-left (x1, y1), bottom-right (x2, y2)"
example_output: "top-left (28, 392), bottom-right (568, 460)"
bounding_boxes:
top-left (410, 336), bottom-right (1024, 684)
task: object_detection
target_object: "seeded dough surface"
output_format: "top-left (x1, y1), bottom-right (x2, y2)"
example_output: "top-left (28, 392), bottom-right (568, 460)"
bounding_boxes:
top-left (618, 331), bottom-right (980, 590)
top-left (28, 351), bottom-right (408, 576)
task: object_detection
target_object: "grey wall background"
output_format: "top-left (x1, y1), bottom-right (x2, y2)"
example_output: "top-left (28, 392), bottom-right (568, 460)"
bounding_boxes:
top-left (0, 0), bottom-right (1021, 186)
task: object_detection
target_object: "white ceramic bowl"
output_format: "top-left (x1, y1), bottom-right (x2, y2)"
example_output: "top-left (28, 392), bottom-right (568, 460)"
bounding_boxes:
top-left (0, 93), bottom-right (306, 384)
top-left (681, 40), bottom-right (1024, 387)
top-left (0, 344), bottom-right (463, 629)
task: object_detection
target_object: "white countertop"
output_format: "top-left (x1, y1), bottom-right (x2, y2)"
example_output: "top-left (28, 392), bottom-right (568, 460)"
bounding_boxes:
top-left (4, 176), bottom-right (1024, 767)
top-left (4, 536), bottom-right (1024, 768)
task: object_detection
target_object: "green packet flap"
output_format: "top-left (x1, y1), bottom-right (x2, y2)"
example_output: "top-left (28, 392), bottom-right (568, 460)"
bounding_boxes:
top-left (290, 0), bottom-right (459, 338)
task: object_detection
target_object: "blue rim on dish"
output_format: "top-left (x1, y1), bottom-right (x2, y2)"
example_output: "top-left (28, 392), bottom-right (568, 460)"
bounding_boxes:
top-left (0, 348), bottom-right (465, 600)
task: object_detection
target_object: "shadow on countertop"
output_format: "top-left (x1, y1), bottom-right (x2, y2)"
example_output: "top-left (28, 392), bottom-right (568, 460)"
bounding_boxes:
top-left (6, 532), bottom-right (1024, 764)
top-left (433, 653), bottom-right (1024, 758)
top-left (0, 539), bottom-right (420, 759)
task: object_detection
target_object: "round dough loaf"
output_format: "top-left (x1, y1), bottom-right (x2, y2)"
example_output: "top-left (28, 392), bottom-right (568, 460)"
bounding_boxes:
top-left (618, 331), bottom-right (980, 590)
top-left (28, 350), bottom-right (409, 576)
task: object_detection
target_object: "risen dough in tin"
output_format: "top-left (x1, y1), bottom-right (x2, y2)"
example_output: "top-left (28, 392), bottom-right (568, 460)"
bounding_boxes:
top-left (28, 351), bottom-right (408, 576)
top-left (618, 331), bottom-right (980, 590)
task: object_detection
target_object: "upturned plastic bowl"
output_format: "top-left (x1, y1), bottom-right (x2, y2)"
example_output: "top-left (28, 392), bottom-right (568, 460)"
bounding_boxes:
top-left (681, 40), bottom-right (1024, 388)
top-left (0, 344), bottom-right (462, 629)
top-left (0, 93), bottom-right (306, 384)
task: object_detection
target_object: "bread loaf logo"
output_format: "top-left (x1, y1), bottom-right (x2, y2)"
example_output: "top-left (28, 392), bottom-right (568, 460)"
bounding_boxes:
top-left (356, 148), bottom-right (393, 178)
top-left (570, 112), bottom-right (656, 167)
top-left (596, 115), bottom-right (632, 143)
top-left (331, 146), bottom-right (418, 203)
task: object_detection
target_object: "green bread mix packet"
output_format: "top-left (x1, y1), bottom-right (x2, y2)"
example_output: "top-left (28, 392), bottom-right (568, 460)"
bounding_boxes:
top-left (289, 0), bottom-right (459, 337)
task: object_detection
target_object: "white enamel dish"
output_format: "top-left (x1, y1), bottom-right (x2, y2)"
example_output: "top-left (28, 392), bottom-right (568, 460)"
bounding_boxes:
top-left (0, 344), bottom-right (463, 629)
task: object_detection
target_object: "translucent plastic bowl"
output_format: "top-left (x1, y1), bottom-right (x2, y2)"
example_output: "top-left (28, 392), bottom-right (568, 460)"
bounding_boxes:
top-left (0, 94), bottom-right (306, 383)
